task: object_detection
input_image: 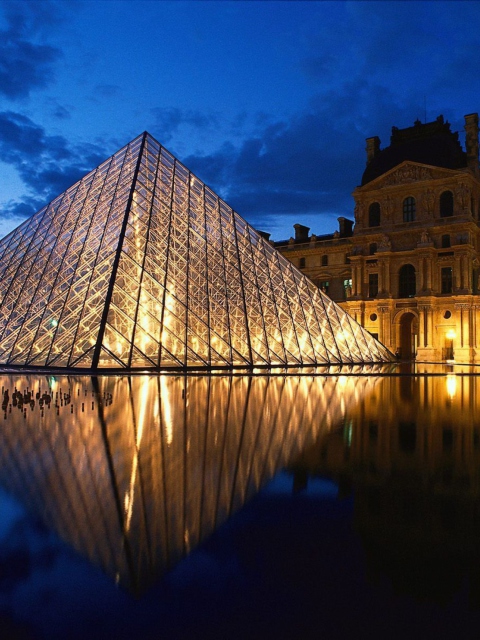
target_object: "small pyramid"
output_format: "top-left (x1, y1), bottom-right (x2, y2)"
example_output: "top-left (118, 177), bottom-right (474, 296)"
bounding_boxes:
top-left (0, 132), bottom-right (392, 369)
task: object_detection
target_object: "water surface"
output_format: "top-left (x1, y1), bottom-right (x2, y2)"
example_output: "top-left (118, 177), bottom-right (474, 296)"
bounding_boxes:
top-left (0, 369), bottom-right (479, 639)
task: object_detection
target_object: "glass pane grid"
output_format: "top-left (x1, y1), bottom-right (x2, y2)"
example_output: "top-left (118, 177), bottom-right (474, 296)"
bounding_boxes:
top-left (0, 133), bottom-right (393, 368)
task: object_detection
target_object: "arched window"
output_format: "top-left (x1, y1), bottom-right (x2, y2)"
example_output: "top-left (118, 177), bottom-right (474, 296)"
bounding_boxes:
top-left (440, 191), bottom-right (454, 217)
top-left (403, 196), bottom-right (416, 222)
top-left (368, 202), bottom-right (381, 227)
top-left (321, 254), bottom-right (328, 266)
top-left (398, 264), bottom-right (416, 298)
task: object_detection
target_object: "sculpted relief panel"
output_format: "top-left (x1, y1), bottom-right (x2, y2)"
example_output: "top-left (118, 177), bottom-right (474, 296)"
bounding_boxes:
top-left (382, 165), bottom-right (433, 185)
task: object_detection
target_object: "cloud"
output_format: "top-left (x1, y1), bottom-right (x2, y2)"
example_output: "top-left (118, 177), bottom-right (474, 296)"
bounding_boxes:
top-left (151, 107), bottom-right (220, 145)
top-left (0, 111), bottom-right (107, 218)
top-left (0, 1), bottom-right (64, 99)
top-left (94, 84), bottom-right (122, 99)
top-left (180, 78), bottom-right (430, 238)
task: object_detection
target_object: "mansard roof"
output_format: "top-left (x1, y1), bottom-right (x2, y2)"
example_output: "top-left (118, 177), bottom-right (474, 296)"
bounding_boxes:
top-left (361, 116), bottom-right (468, 186)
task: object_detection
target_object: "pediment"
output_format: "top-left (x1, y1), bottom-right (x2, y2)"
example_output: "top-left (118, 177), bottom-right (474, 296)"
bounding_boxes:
top-left (357, 161), bottom-right (467, 191)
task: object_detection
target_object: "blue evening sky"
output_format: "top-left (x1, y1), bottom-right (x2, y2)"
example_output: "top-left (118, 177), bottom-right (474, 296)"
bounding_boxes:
top-left (1, 0), bottom-right (479, 240)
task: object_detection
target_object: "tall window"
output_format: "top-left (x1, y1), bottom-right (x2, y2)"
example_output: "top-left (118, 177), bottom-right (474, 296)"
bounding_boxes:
top-left (321, 254), bottom-right (328, 266)
top-left (369, 243), bottom-right (377, 255)
top-left (440, 191), bottom-right (454, 217)
top-left (368, 202), bottom-right (381, 227)
top-left (343, 278), bottom-right (352, 299)
top-left (441, 234), bottom-right (451, 248)
top-left (398, 264), bottom-right (416, 297)
top-left (403, 196), bottom-right (416, 222)
top-left (368, 273), bottom-right (378, 298)
top-left (320, 280), bottom-right (329, 294)
top-left (441, 267), bottom-right (453, 293)
top-left (299, 257), bottom-right (306, 268)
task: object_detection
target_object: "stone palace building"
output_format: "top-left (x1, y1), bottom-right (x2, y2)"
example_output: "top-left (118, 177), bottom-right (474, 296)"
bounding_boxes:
top-left (276, 113), bottom-right (480, 363)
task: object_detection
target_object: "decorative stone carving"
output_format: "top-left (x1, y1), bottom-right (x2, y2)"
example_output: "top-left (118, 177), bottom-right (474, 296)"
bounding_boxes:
top-left (455, 182), bottom-right (470, 208)
top-left (382, 196), bottom-right (394, 220)
top-left (456, 233), bottom-right (469, 245)
top-left (421, 189), bottom-right (435, 216)
top-left (378, 234), bottom-right (391, 251)
top-left (354, 201), bottom-right (364, 225)
top-left (383, 165), bottom-right (433, 185)
top-left (419, 230), bottom-right (431, 245)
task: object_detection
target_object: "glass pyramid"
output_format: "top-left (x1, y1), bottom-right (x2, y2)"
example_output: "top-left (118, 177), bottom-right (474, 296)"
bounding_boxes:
top-left (0, 132), bottom-right (393, 369)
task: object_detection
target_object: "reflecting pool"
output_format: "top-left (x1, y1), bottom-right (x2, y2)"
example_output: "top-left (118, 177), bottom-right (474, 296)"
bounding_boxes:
top-left (0, 369), bottom-right (480, 638)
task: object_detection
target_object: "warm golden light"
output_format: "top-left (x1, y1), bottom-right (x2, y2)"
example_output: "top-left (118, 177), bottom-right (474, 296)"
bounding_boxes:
top-left (446, 374), bottom-right (457, 399)
top-left (446, 330), bottom-right (456, 340)
top-left (0, 132), bottom-right (393, 370)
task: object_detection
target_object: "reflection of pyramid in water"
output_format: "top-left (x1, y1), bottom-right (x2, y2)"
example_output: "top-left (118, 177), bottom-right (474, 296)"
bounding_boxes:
top-left (0, 373), bottom-right (355, 592)
top-left (0, 133), bottom-right (392, 369)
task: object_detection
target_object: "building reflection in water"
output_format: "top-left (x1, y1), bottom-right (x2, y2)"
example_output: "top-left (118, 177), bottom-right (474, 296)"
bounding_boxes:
top-left (0, 371), bottom-right (367, 593)
top-left (291, 372), bottom-right (480, 607)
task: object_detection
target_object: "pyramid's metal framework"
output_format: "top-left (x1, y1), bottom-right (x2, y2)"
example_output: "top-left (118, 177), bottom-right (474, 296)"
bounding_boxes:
top-left (0, 132), bottom-right (392, 369)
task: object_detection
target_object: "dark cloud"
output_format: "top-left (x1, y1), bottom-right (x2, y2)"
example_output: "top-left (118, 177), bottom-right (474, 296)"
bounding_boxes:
top-left (182, 80), bottom-right (427, 237)
top-left (0, 1), bottom-right (64, 99)
top-left (94, 84), bottom-right (122, 99)
top-left (0, 111), bottom-right (107, 218)
top-left (51, 104), bottom-right (71, 120)
top-left (151, 107), bottom-right (220, 145)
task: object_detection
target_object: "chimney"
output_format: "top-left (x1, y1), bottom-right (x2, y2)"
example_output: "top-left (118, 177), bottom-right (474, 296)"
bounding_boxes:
top-left (293, 224), bottom-right (310, 243)
top-left (257, 230), bottom-right (271, 242)
top-left (365, 136), bottom-right (381, 165)
top-left (464, 113), bottom-right (479, 173)
top-left (338, 217), bottom-right (353, 238)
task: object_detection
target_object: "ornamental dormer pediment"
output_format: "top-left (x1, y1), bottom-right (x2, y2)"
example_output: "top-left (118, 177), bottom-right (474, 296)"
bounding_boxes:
top-left (355, 161), bottom-right (468, 192)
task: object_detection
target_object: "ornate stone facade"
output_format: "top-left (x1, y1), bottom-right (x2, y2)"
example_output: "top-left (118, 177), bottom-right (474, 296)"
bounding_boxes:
top-left (276, 113), bottom-right (480, 363)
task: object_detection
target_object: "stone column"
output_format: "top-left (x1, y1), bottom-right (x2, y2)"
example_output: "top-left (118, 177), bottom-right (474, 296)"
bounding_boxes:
top-left (384, 260), bottom-right (391, 295)
top-left (378, 305), bottom-right (391, 349)
top-left (351, 261), bottom-right (362, 297)
top-left (454, 256), bottom-right (462, 291)
top-left (421, 257), bottom-right (426, 291)
top-left (418, 305), bottom-right (426, 348)
top-left (417, 304), bottom-right (435, 361)
top-left (377, 264), bottom-right (383, 295)
top-left (454, 302), bottom-right (472, 362)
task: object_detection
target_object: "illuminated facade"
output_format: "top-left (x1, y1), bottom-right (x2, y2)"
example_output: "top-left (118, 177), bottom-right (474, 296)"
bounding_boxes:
top-left (0, 132), bottom-right (391, 370)
top-left (289, 373), bottom-right (480, 601)
top-left (277, 114), bottom-right (480, 363)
